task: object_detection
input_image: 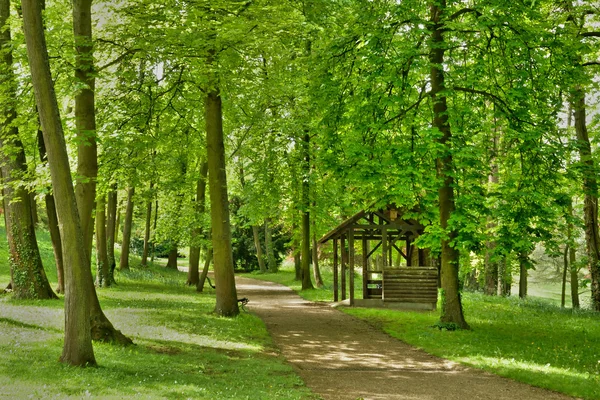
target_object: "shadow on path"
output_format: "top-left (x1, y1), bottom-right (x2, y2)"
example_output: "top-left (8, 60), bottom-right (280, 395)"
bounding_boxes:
top-left (236, 276), bottom-right (576, 400)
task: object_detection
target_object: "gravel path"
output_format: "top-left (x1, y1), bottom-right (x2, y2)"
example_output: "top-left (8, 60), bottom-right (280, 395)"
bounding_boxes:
top-left (236, 276), bottom-right (576, 400)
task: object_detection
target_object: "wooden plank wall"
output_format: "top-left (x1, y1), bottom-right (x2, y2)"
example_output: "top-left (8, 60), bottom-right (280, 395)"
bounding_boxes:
top-left (383, 267), bottom-right (438, 304)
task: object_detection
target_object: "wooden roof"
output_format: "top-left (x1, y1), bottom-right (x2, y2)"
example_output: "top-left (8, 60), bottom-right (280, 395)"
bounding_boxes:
top-left (318, 206), bottom-right (425, 244)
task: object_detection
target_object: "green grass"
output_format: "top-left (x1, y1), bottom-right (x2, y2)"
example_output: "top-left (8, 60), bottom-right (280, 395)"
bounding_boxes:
top-left (0, 226), bottom-right (316, 399)
top-left (256, 263), bottom-right (600, 400)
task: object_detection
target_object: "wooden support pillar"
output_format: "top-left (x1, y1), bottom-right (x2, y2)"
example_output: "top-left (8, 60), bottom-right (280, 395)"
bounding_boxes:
top-left (349, 228), bottom-right (355, 306)
top-left (341, 234), bottom-right (346, 301)
top-left (362, 237), bottom-right (368, 299)
top-left (407, 237), bottom-right (412, 267)
top-left (333, 238), bottom-right (339, 302)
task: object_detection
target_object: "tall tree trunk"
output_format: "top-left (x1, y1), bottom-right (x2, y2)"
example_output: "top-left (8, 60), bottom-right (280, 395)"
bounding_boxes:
top-left (562, 246), bottom-right (568, 308)
top-left (141, 182), bottom-right (154, 267)
top-left (484, 135), bottom-right (499, 295)
top-left (573, 88), bottom-right (600, 311)
top-left (119, 187), bottom-right (135, 270)
top-left (197, 247), bottom-right (213, 293)
top-left (150, 199), bottom-right (158, 262)
top-left (265, 218), bottom-right (278, 272)
top-left (29, 192), bottom-right (38, 225)
top-left (73, 0), bottom-right (97, 261)
top-left (188, 161), bottom-right (208, 285)
top-left (519, 252), bottom-right (528, 299)
top-left (106, 186), bottom-right (117, 283)
top-left (37, 103), bottom-right (64, 295)
top-left (568, 200), bottom-right (580, 309)
top-left (95, 195), bottom-right (109, 287)
top-left (253, 225), bottom-right (267, 273)
top-left (301, 132), bottom-right (314, 290)
top-left (0, 0), bottom-right (56, 300)
top-left (205, 71), bottom-right (238, 316)
top-left (21, 0), bottom-right (95, 365)
top-left (429, 1), bottom-right (468, 328)
top-left (166, 244), bottom-right (178, 269)
top-left (114, 208), bottom-right (121, 244)
top-left (312, 227), bottom-right (324, 288)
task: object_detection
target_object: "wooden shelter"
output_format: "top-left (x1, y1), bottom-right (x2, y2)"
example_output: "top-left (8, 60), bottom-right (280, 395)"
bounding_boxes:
top-left (318, 205), bottom-right (439, 310)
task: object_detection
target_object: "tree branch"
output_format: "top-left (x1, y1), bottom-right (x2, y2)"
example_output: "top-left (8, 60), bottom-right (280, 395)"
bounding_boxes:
top-left (583, 61), bottom-right (600, 67)
top-left (582, 31), bottom-right (600, 37)
top-left (449, 8), bottom-right (481, 20)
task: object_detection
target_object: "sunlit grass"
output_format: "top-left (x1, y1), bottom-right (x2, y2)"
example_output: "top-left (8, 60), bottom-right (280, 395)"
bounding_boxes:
top-left (0, 224), bottom-right (315, 399)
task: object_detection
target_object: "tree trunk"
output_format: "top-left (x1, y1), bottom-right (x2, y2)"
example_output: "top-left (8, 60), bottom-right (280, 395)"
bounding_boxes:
top-left (519, 252), bottom-right (528, 299)
top-left (166, 245), bottom-right (178, 269)
top-left (265, 218), bottom-right (278, 272)
top-left (106, 186), bottom-right (117, 283)
top-left (115, 209), bottom-right (121, 244)
top-left (301, 132), bottom-right (314, 290)
top-left (252, 225), bottom-right (267, 273)
top-left (141, 182), bottom-right (153, 267)
top-left (429, 1), bottom-right (468, 328)
top-left (95, 195), bottom-right (109, 287)
top-left (188, 161), bottom-right (208, 285)
top-left (573, 88), bottom-right (600, 311)
top-left (197, 247), bottom-right (213, 293)
top-left (0, 0), bottom-right (56, 300)
top-left (21, 0), bottom-right (95, 365)
top-left (312, 228), bottom-right (324, 288)
top-left (119, 187), bottom-right (135, 270)
top-left (150, 199), bottom-right (158, 262)
top-left (205, 74), bottom-right (238, 316)
top-left (73, 0), bottom-right (97, 262)
top-left (562, 246), bottom-right (568, 308)
top-left (568, 200), bottom-right (579, 309)
top-left (29, 192), bottom-right (38, 225)
top-left (294, 242), bottom-right (302, 281)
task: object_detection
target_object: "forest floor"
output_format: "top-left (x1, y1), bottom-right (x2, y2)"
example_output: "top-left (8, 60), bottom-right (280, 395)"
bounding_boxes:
top-left (236, 275), bottom-right (577, 400)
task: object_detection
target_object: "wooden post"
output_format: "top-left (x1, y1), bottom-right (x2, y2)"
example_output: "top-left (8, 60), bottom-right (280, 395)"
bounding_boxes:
top-left (341, 234), bottom-right (346, 301)
top-left (333, 238), bottom-right (339, 302)
top-left (349, 228), bottom-right (355, 306)
top-left (362, 237), bottom-right (368, 299)
top-left (407, 237), bottom-right (412, 267)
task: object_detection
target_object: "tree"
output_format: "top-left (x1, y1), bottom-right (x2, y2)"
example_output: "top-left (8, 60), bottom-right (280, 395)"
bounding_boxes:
top-left (21, 0), bottom-right (96, 365)
top-left (119, 186), bottom-right (135, 270)
top-left (0, 0), bottom-right (56, 300)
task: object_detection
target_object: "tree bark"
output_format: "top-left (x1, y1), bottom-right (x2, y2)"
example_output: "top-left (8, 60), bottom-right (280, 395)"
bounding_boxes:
top-left (119, 187), bottom-right (135, 270)
top-left (188, 161), bottom-right (208, 285)
top-left (197, 247), bottom-right (213, 293)
top-left (95, 195), bottom-right (109, 287)
top-left (568, 200), bottom-right (579, 309)
top-left (29, 192), bottom-right (38, 225)
top-left (150, 199), bottom-right (158, 262)
top-left (141, 182), bottom-right (154, 267)
top-left (301, 132), bottom-right (314, 290)
top-left (429, 0), bottom-right (468, 328)
top-left (312, 227), bottom-right (324, 288)
top-left (519, 252), bottom-right (528, 299)
top-left (562, 246), bottom-right (568, 308)
top-left (106, 186), bottom-right (117, 283)
top-left (205, 72), bottom-right (238, 316)
top-left (73, 0), bottom-right (97, 261)
top-left (573, 88), bottom-right (600, 311)
top-left (166, 245), bottom-right (178, 269)
top-left (21, 0), bottom-right (95, 365)
top-left (253, 225), bottom-right (267, 273)
top-left (1, 0), bottom-right (56, 300)
top-left (265, 218), bottom-right (278, 272)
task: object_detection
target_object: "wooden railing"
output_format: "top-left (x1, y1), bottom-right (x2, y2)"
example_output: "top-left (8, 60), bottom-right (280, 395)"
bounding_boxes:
top-left (382, 267), bottom-right (438, 304)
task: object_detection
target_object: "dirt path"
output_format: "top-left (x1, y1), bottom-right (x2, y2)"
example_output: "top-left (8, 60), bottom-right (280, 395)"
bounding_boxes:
top-left (236, 276), bottom-right (576, 400)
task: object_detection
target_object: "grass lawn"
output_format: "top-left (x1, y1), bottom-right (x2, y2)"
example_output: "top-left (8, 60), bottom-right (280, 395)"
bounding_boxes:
top-left (255, 262), bottom-right (600, 400)
top-left (0, 226), bottom-right (315, 399)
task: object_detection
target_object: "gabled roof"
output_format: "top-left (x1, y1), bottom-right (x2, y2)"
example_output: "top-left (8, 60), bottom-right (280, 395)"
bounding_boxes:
top-left (318, 205), bottom-right (425, 244)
